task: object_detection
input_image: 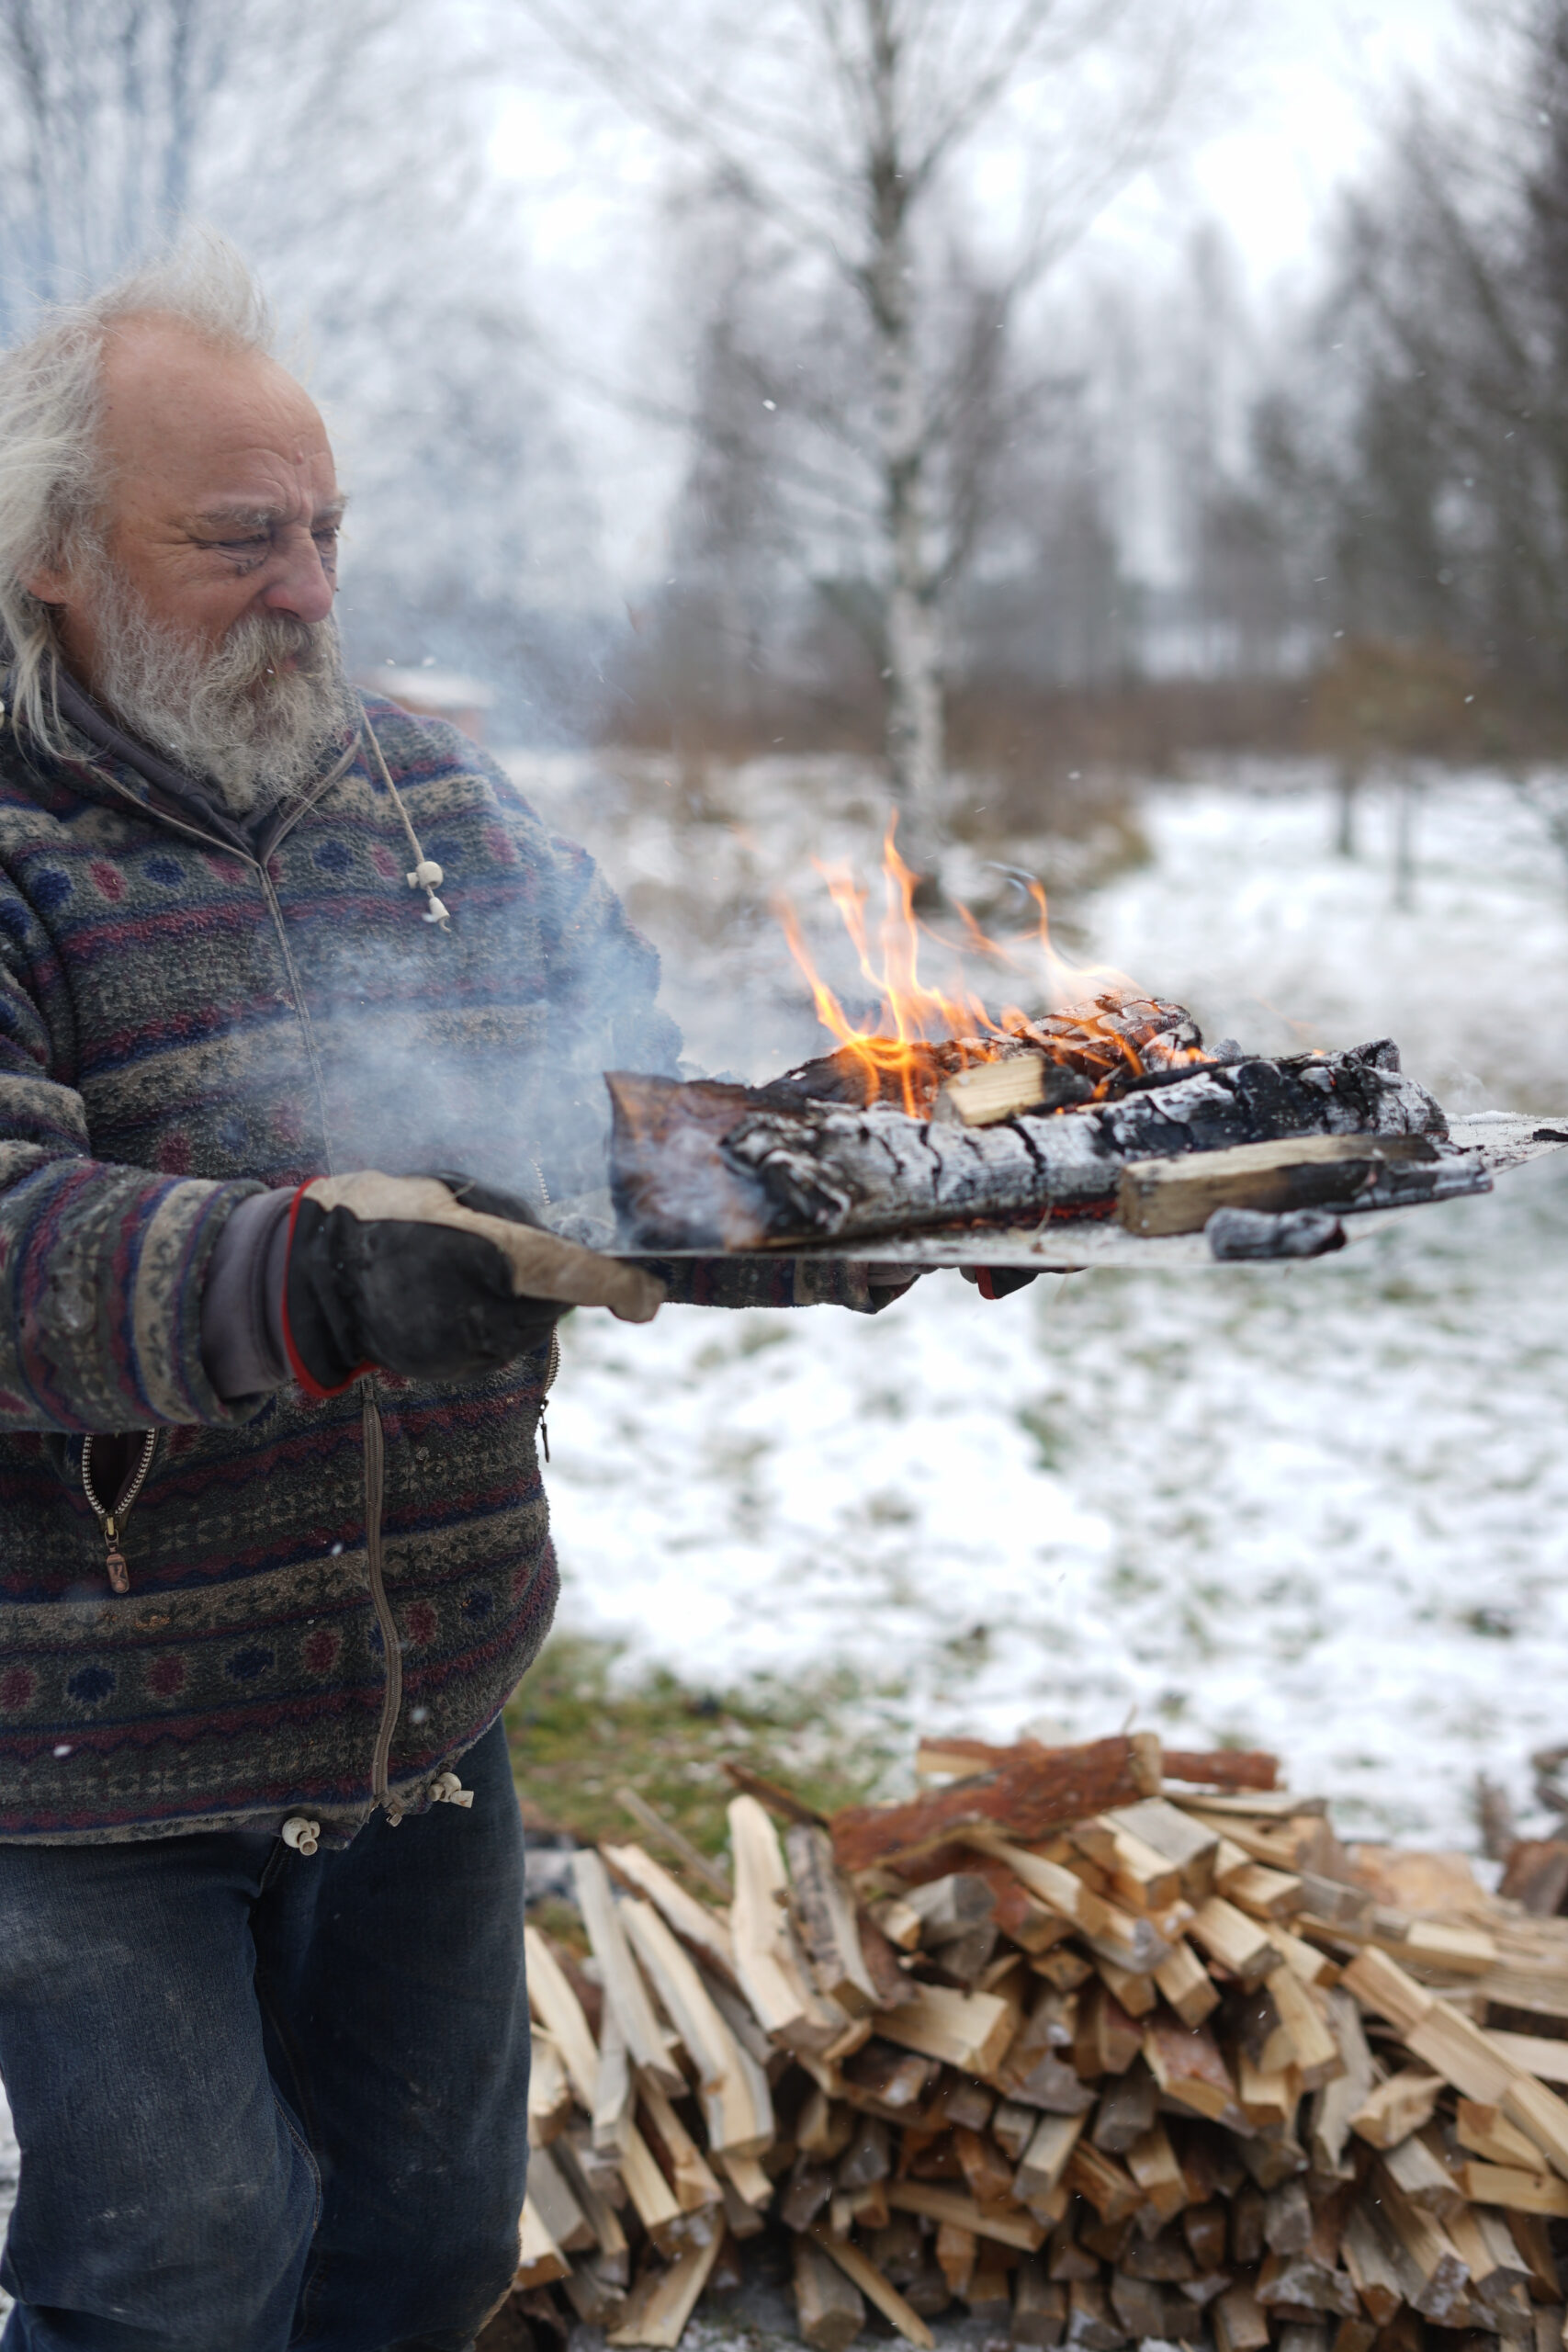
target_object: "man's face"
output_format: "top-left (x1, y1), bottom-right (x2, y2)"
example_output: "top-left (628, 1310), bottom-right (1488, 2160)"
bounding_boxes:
top-left (27, 314), bottom-right (352, 807)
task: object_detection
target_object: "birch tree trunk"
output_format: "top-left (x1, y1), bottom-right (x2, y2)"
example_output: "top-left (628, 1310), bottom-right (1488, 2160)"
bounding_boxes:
top-left (863, 0), bottom-right (945, 831)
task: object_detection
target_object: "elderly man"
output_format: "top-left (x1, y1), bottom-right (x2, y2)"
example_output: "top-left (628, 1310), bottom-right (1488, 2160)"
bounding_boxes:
top-left (0, 238), bottom-right (930, 2352)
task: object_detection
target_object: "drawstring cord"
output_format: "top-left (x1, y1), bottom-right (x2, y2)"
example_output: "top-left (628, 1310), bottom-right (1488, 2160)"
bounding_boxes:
top-left (361, 713), bottom-right (451, 929)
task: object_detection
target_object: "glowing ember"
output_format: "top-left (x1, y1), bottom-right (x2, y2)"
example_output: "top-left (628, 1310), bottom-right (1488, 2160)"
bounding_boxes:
top-left (774, 819), bottom-right (1211, 1117)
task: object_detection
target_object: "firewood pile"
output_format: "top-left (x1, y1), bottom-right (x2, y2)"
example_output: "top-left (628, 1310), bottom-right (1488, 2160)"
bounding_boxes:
top-left (512, 1732), bottom-right (1568, 2352)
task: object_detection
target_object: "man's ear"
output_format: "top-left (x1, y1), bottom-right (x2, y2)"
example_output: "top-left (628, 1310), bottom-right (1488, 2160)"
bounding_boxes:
top-left (21, 561), bottom-right (71, 606)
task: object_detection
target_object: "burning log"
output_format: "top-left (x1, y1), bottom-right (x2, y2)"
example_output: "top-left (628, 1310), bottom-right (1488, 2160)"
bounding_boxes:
top-left (607, 1042), bottom-right (1451, 1251)
top-left (505, 1730), bottom-right (1568, 2350)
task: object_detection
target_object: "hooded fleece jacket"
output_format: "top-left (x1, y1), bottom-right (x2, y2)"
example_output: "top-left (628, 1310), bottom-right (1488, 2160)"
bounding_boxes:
top-left (0, 685), bottom-right (884, 1847)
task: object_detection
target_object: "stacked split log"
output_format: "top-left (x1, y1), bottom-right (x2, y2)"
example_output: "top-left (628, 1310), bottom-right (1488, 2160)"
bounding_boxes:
top-left (511, 1731), bottom-right (1568, 2352)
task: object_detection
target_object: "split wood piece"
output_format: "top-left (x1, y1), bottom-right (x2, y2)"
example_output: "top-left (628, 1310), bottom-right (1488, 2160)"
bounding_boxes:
top-left (1501, 2073), bottom-right (1568, 2184)
top-left (1117, 1130), bottom-right (1482, 1238)
top-left (615, 1785), bottom-right (731, 1899)
top-left (1456, 2099), bottom-right (1542, 2168)
top-left (1169, 1789), bottom-right (1328, 1821)
top-left (1350, 2068), bottom-right (1444, 2150)
top-left (960, 1831), bottom-right (1166, 1973)
top-left (830, 1738), bottom-right (1150, 1873)
top-left (525, 2143), bottom-right (597, 2255)
top-left (722, 1758), bottom-right (825, 1826)
top-left (561, 2261), bottom-right (632, 2331)
top-left (1016, 2113), bottom-right (1087, 2209)
top-left (808, 2223), bottom-right (936, 2349)
top-left (1340, 1945), bottom-right (1517, 2102)
top-left (1074, 1979), bottom-right (1143, 2078)
top-left (606, 2229), bottom-right (722, 2349)
top-left (876, 1978), bottom-right (1016, 2076)
top-left (787, 1824), bottom-right (881, 2013)
top-left (1371, 2163), bottom-right (1472, 2320)
top-left (1066, 2141), bottom-right (1143, 2225)
top-left (935, 2219), bottom-right (976, 2299)
top-left (866, 1896), bottom-right (920, 1951)
top-left (715, 2149), bottom-right (773, 2211)
top-left (939, 1052), bottom-right (1048, 1125)
top-left (619, 1896), bottom-right (769, 2156)
top-left (1187, 1894), bottom-right (1281, 1982)
top-left (527, 2028), bottom-right (573, 2145)
top-left (1094, 1956), bottom-right (1156, 2018)
top-left (1104, 1800), bottom-right (1221, 1905)
top-left (1126, 2120), bottom-right (1188, 2222)
top-left (602, 1841), bottom-right (739, 1986)
top-left (1154, 1939), bottom-right (1221, 2027)
top-left (1091, 2064), bottom-right (1158, 2154)
top-left (594, 2005), bottom-right (634, 2153)
top-left (1273, 1925), bottom-right (1339, 1988)
top-left (1500, 1838), bottom-right (1568, 1917)
top-left (1338, 2204), bottom-right (1406, 2327)
top-left (1268, 1966), bottom-right (1343, 2089)
top-left (516, 2195), bottom-right (570, 2290)
top-left (1294, 1873), bottom-right (1372, 1932)
top-left (636, 2070), bottom-right (724, 2215)
top-left (1371, 1917), bottom-right (1499, 1976)
top-left (728, 1795), bottom-right (847, 2053)
top-left (953, 2124), bottom-right (1015, 2207)
top-left (524, 1925), bottom-right (601, 2109)
top-left (1213, 2278), bottom-right (1271, 2352)
top-left (1065, 2275), bottom-right (1121, 2349)
top-left (616, 2118), bottom-right (688, 2253)
top-left (1490, 2030), bottom-right (1568, 2085)
top-left (1452, 2160), bottom-right (1568, 2215)
top-left (1012, 2256), bottom-right (1066, 2346)
top-left (556, 2131), bottom-right (631, 2271)
top-left (913, 1732), bottom-right (1171, 1793)
top-left (1225, 1862), bottom-right (1304, 1921)
top-left (1235, 2049), bottom-right (1298, 2130)
top-left (1143, 2012), bottom-right (1250, 2133)
top-left (898, 1871), bottom-right (997, 1945)
top-left (793, 2233), bottom-right (866, 2352)
top-left (1072, 1817), bottom-right (1182, 1913)
top-left (1382, 2127), bottom-right (1466, 2221)
top-left (573, 1850), bottom-right (685, 2096)
top-left (886, 2180), bottom-right (1047, 2252)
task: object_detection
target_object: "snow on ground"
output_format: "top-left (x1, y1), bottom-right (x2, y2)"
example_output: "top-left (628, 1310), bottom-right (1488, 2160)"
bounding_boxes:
top-left (510, 756), bottom-right (1568, 1846)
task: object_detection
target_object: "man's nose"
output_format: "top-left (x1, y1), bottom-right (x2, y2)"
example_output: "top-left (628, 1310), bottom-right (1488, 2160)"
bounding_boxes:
top-left (261, 532), bottom-right (335, 626)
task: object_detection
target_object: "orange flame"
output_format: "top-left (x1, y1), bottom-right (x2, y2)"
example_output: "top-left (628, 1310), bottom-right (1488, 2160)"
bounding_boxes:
top-left (774, 817), bottom-right (1201, 1116)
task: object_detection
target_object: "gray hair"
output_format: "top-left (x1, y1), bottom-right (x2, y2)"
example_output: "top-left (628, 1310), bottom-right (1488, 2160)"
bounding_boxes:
top-left (0, 230), bottom-right (275, 757)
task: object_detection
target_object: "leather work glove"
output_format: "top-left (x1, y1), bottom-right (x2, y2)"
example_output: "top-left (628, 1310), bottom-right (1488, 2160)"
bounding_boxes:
top-left (282, 1171), bottom-right (664, 1396)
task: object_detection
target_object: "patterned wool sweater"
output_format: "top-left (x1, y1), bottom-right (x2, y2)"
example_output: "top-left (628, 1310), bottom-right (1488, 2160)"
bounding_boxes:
top-left (0, 691), bottom-right (871, 1845)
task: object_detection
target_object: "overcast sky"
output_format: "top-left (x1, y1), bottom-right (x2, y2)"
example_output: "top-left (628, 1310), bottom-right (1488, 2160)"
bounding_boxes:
top-left (489, 0), bottom-right (1473, 583)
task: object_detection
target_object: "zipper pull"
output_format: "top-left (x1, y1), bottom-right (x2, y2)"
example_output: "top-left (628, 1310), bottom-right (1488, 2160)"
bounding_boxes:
top-left (538, 1406), bottom-right (550, 1464)
top-left (103, 1513), bottom-right (130, 1595)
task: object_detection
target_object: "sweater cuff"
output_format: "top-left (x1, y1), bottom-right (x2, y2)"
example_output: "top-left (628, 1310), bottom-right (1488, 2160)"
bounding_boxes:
top-left (199, 1188), bottom-right (294, 1398)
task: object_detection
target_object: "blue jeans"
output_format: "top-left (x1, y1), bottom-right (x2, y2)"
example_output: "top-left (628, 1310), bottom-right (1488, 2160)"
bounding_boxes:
top-left (0, 1720), bottom-right (529, 2352)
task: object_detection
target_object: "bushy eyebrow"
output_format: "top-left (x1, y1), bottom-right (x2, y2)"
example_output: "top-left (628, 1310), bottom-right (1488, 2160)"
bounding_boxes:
top-left (194, 496), bottom-right (349, 533)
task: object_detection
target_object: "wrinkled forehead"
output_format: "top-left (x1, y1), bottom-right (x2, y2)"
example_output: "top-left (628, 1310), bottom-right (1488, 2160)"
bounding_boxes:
top-left (96, 314), bottom-right (339, 522)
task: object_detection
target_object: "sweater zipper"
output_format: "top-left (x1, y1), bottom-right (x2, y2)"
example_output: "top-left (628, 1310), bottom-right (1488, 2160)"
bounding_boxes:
top-left (360, 1384), bottom-right (403, 1819)
top-left (81, 1432), bottom-right (159, 1594)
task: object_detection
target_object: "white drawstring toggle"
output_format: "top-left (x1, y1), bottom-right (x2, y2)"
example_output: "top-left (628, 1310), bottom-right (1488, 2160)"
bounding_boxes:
top-left (422, 895), bottom-right (450, 925)
top-left (431, 1771), bottom-right (474, 1809)
top-left (282, 1815), bottom-right (321, 1855)
top-left (407, 859), bottom-right (444, 889)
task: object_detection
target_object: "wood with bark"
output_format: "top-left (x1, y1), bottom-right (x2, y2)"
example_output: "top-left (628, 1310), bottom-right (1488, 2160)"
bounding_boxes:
top-left (608, 1044), bottom-right (1446, 1250)
top-left (830, 1738), bottom-right (1149, 1872)
top-left (785, 1824), bottom-right (881, 2013)
top-left (1117, 1130), bottom-right (1486, 1236)
top-left (792, 2232), bottom-right (865, 2351)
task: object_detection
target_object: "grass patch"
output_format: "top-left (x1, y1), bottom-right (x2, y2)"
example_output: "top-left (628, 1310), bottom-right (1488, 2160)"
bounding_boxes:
top-left (503, 1630), bottom-right (905, 1855)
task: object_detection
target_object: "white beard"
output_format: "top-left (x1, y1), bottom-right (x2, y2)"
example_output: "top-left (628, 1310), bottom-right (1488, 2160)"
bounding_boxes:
top-left (87, 570), bottom-right (355, 815)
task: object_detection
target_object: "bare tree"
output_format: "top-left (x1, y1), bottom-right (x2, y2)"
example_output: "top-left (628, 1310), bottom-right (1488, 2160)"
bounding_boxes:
top-left (516, 0), bottom-right (1219, 833)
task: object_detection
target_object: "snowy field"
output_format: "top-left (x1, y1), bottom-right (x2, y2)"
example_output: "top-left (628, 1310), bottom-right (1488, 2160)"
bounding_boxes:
top-left (511, 756), bottom-right (1568, 1849)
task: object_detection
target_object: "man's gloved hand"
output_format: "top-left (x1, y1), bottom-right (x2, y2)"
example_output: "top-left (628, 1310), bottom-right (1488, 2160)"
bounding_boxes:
top-left (282, 1171), bottom-right (663, 1396)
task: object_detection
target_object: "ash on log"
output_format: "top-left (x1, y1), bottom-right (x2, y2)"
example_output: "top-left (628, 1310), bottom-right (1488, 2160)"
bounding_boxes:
top-left (607, 1042), bottom-right (1450, 1251)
